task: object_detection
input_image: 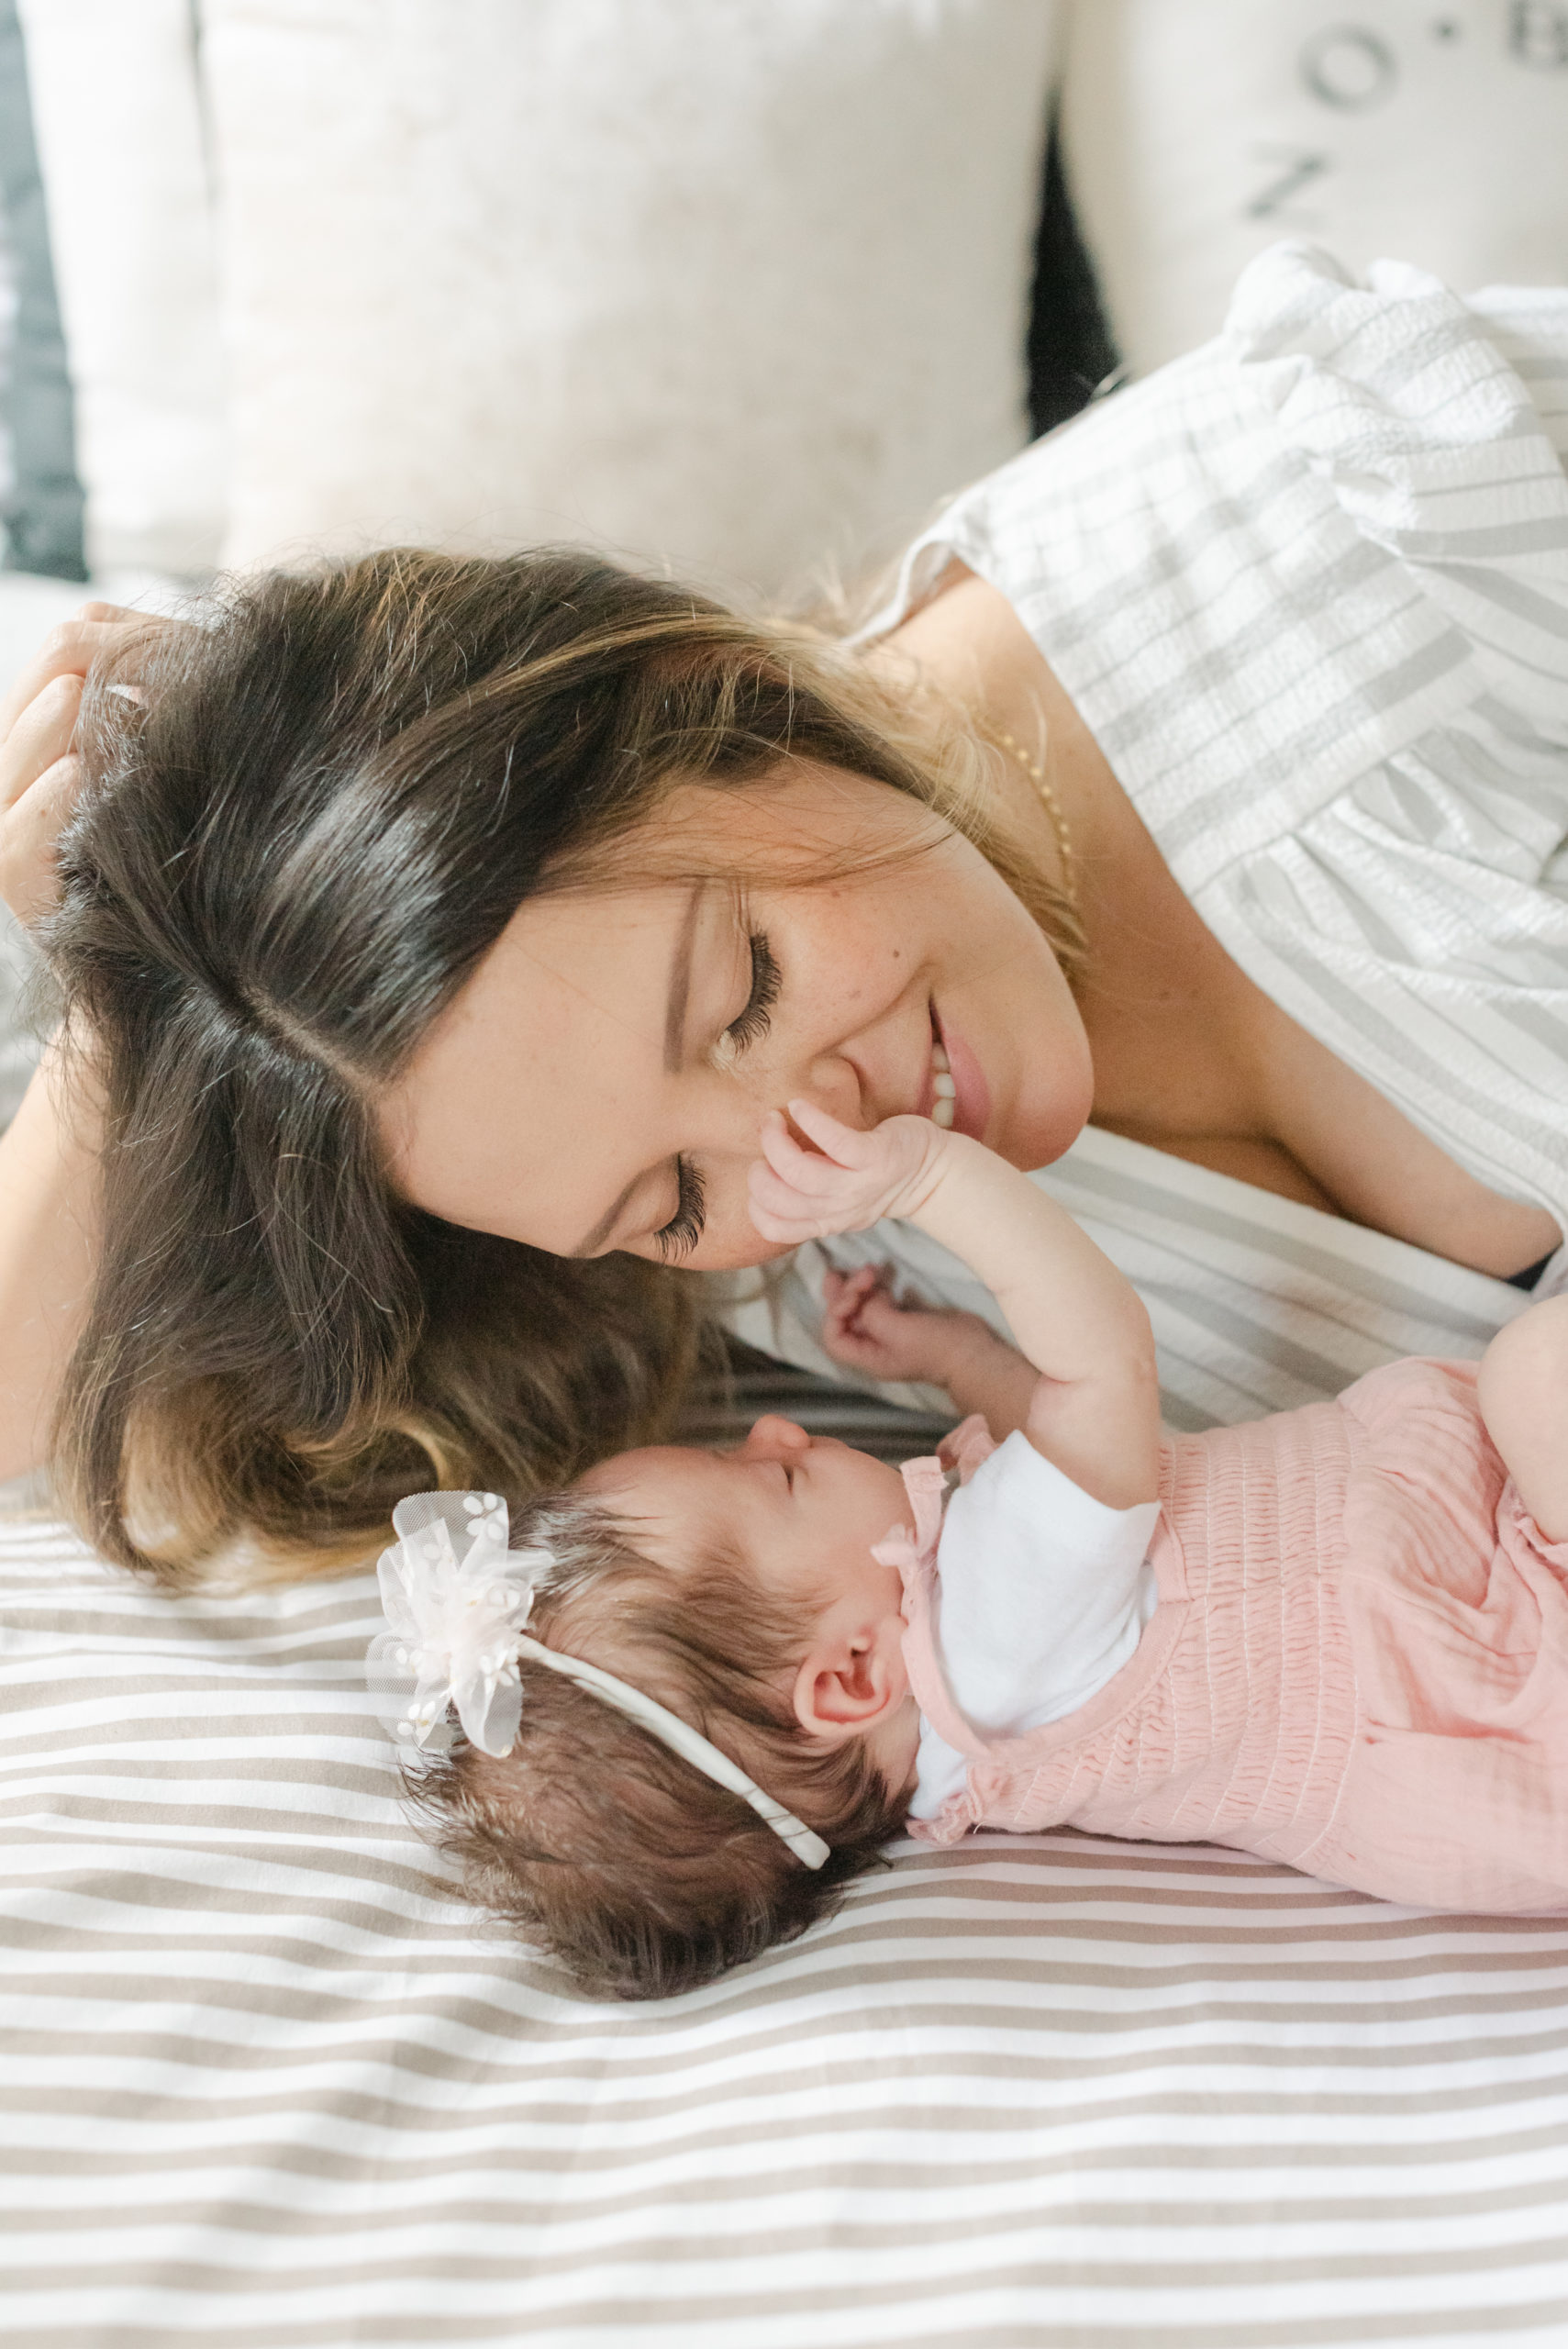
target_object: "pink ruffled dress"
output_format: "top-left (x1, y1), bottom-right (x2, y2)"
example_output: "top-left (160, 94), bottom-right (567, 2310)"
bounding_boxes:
top-left (882, 1362), bottom-right (1568, 1913)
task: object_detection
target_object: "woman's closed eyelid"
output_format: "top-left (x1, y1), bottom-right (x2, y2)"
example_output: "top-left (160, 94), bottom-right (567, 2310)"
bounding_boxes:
top-left (652, 929), bottom-right (778, 1253)
top-left (710, 929), bottom-right (780, 1071)
top-left (653, 1154), bottom-right (706, 1262)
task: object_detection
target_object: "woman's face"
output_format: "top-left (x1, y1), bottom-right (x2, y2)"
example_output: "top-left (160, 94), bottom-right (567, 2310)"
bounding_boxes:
top-left (379, 767), bottom-right (1092, 1271)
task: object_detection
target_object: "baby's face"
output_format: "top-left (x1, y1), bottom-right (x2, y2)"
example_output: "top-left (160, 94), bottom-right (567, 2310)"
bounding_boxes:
top-left (577, 1416), bottom-right (912, 1624)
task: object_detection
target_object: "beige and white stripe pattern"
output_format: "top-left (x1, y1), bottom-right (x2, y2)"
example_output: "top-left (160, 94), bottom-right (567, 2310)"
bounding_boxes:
top-left (726, 1121), bottom-right (1531, 1436)
top-left (5, 1509), bottom-right (1568, 2345)
top-left (7, 1155), bottom-right (1568, 2349)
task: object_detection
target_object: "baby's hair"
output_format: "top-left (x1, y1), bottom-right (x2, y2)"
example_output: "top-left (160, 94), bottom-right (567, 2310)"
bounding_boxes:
top-left (411, 1487), bottom-right (912, 1999)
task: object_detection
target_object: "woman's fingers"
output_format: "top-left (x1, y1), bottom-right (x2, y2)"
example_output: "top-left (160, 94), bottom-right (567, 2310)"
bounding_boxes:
top-left (0, 670), bottom-right (81, 812)
top-left (0, 752), bottom-right (83, 926)
top-left (0, 609), bottom-right (146, 744)
top-left (0, 666), bottom-right (87, 925)
top-left (0, 604), bottom-right (183, 929)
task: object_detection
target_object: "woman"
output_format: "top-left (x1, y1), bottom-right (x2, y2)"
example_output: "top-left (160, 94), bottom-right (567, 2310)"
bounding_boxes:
top-left (2, 244), bottom-right (1565, 1583)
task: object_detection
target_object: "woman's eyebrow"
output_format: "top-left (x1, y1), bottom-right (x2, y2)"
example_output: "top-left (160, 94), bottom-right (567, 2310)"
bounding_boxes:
top-left (663, 884), bottom-right (705, 1072)
top-left (573, 885), bottom-right (706, 1257)
top-left (571, 1168), bottom-right (644, 1258)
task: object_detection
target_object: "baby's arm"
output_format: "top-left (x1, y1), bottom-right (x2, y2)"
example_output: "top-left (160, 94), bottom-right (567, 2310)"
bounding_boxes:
top-left (1476, 1294), bottom-right (1568, 1542)
top-left (752, 1104), bottom-right (1159, 1508)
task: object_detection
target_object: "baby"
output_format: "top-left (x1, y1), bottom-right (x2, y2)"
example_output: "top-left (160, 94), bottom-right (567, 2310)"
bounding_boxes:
top-left (372, 1101), bottom-right (1568, 1999)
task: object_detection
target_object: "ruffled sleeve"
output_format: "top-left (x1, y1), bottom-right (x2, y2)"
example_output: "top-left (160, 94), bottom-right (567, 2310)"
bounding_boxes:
top-left (1228, 245), bottom-right (1568, 740)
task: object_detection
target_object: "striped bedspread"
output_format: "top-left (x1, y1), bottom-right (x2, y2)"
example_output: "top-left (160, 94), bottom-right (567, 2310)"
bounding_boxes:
top-left (6, 1136), bottom-right (1568, 2343)
top-left (722, 1122), bottom-right (1536, 1434)
top-left (4, 1511), bottom-right (1568, 2346)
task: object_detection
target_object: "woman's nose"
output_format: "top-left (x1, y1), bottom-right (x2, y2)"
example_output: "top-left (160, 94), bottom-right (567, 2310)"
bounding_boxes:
top-left (711, 1027), bottom-right (865, 1130)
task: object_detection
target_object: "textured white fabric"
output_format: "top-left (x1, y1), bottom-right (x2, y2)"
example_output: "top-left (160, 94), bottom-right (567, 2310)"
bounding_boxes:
top-left (735, 248), bottom-right (1567, 1430)
top-left (872, 244), bottom-right (1568, 1239)
top-left (723, 1097), bottom-right (1532, 1437)
top-left (1061, 1), bottom-right (1568, 378)
top-left (910, 1430), bottom-right (1159, 1819)
top-left (201, 0), bottom-right (1062, 596)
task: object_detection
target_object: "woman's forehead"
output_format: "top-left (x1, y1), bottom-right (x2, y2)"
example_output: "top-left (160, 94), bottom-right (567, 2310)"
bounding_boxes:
top-left (378, 882), bottom-right (699, 1243)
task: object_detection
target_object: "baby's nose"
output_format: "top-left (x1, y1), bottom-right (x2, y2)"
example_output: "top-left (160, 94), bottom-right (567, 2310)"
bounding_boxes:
top-left (741, 1415), bottom-right (810, 1460)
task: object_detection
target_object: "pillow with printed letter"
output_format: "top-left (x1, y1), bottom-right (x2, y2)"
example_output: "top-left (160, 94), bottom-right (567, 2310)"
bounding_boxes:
top-left (202, 0), bottom-right (1065, 597)
top-left (1060, 0), bottom-right (1568, 376)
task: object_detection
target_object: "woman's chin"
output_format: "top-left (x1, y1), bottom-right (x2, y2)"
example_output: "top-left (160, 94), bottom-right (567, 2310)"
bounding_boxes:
top-left (991, 1059), bottom-right (1095, 1172)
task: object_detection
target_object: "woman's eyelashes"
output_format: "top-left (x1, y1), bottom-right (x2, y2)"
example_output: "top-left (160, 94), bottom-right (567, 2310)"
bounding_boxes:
top-left (655, 1155), bottom-right (707, 1263)
top-left (726, 930), bottom-right (780, 1052)
top-left (656, 933), bottom-right (778, 1259)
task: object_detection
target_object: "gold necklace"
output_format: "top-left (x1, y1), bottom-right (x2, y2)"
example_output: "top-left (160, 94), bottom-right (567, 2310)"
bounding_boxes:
top-left (979, 722), bottom-right (1076, 905)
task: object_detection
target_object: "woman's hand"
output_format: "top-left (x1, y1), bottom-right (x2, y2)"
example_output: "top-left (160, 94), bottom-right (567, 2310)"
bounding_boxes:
top-left (748, 1099), bottom-right (951, 1246)
top-left (0, 602), bottom-right (150, 926)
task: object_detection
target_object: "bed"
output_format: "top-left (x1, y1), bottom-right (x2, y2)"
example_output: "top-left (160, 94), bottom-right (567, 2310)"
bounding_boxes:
top-left (6, 1140), bottom-right (1568, 2347)
top-left (6, 11), bottom-right (1568, 2339)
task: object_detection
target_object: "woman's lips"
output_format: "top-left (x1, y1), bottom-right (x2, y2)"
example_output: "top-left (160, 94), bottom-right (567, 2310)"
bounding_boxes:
top-left (930, 1009), bottom-right (991, 1142)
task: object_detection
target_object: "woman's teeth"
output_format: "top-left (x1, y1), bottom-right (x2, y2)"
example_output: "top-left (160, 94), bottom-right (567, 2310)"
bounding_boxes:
top-left (930, 1039), bottom-right (956, 1129)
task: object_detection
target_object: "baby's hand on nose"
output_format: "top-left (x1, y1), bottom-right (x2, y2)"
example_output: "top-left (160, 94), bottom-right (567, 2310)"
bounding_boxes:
top-left (748, 1100), bottom-right (946, 1243)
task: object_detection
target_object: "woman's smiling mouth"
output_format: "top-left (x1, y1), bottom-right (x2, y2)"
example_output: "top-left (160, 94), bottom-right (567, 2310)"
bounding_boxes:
top-left (928, 1007), bottom-right (992, 1141)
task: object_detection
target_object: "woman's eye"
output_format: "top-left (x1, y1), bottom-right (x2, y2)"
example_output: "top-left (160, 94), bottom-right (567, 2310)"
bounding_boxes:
top-left (724, 931), bottom-right (781, 1052)
top-left (654, 1155), bottom-right (707, 1264)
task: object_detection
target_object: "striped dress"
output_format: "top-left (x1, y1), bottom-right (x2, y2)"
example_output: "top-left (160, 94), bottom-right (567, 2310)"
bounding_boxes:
top-left (889, 240), bottom-right (1568, 1236)
top-left (728, 244), bottom-right (1568, 1430)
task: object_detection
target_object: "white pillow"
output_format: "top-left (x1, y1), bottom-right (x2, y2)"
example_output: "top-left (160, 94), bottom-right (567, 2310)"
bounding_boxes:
top-left (17, 0), bottom-right (227, 577)
top-left (1062, 0), bottom-right (1568, 377)
top-left (205, 0), bottom-right (1064, 596)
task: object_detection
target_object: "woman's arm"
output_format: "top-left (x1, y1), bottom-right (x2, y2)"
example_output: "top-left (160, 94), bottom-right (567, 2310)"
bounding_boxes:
top-left (0, 606), bottom-right (148, 1482)
top-left (0, 1040), bottom-right (100, 1482)
top-left (752, 1102), bottom-right (1160, 1508)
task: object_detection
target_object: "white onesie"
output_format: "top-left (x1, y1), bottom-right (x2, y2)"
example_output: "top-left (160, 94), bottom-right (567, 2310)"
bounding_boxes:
top-left (908, 1431), bottom-right (1162, 1820)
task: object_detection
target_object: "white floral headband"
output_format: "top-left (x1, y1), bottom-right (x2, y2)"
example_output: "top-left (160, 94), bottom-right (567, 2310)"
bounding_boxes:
top-left (366, 1490), bottom-right (830, 1871)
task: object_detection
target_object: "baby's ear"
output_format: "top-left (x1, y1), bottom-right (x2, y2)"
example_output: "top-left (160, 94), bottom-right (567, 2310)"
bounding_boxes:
top-left (791, 1614), bottom-right (905, 1743)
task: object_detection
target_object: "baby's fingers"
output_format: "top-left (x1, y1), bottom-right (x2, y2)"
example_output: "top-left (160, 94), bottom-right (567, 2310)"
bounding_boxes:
top-left (749, 1159), bottom-right (836, 1230)
top-left (822, 1263), bottom-right (880, 1336)
top-left (757, 1108), bottom-right (858, 1198)
top-left (824, 1263), bottom-right (872, 1309)
top-left (785, 1097), bottom-right (880, 1167)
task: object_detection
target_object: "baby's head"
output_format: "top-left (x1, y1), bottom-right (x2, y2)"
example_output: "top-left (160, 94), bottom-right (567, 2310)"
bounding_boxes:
top-left (411, 1419), bottom-right (922, 1999)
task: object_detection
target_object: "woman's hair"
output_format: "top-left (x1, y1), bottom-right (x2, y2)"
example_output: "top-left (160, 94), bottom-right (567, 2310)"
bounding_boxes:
top-left (411, 1490), bottom-right (911, 2000)
top-left (47, 548), bottom-right (1077, 1584)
